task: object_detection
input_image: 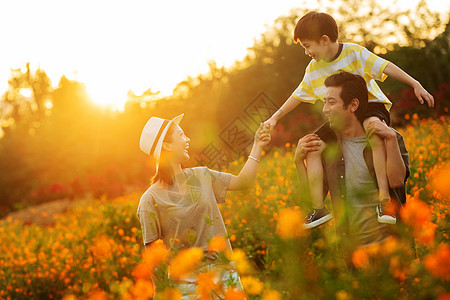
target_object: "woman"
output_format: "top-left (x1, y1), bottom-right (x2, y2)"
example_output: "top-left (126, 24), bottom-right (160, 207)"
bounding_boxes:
top-left (137, 114), bottom-right (271, 297)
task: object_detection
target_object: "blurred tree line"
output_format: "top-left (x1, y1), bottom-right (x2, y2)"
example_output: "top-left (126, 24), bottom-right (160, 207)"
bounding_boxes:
top-left (0, 0), bottom-right (449, 215)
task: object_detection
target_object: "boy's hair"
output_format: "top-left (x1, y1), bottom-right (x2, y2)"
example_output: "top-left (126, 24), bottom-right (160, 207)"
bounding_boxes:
top-left (324, 72), bottom-right (368, 117)
top-left (294, 11), bottom-right (338, 43)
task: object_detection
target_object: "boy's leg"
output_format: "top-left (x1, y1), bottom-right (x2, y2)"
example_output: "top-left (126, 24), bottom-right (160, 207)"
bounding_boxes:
top-left (306, 149), bottom-right (325, 209)
top-left (361, 103), bottom-right (397, 224)
top-left (303, 122), bottom-right (334, 229)
top-left (363, 116), bottom-right (390, 202)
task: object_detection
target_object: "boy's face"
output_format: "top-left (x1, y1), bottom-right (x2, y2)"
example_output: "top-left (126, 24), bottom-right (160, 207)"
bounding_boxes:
top-left (300, 38), bottom-right (329, 62)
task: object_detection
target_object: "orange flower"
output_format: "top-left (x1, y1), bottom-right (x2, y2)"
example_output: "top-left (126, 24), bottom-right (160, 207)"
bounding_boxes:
top-left (130, 279), bottom-right (154, 299)
top-left (88, 289), bottom-right (108, 300)
top-left (352, 248), bottom-right (369, 269)
top-left (430, 163), bottom-right (450, 198)
top-left (169, 247), bottom-right (204, 280)
top-left (424, 243), bottom-right (450, 281)
top-left (90, 235), bottom-right (112, 259)
top-left (276, 208), bottom-right (307, 239)
top-left (414, 221), bottom-right (437, 245)
top-left (196, 270), bottom-right (219, 299)
top-left (400, 198), bottom-right (431, 228)
top-left (389, 256), bottom-right (408, 281)
top-left (143, 239), bottom-right (169, 270)
top-left (208, 236), bottom-right (228, 253)
top-left (132, 262), bottom-right (152, 280)
top-left (225, 289), bottom-right (247, 300)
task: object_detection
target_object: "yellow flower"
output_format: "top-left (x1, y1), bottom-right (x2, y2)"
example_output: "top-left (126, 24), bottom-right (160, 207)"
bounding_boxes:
top-left (336, 290), bottom-right (352, 300)
top-left (226, 249), bottom-right (252, 274)
top-left (154, 288), bottom-right (182, 300)
top-left (261, 289), bottom-right (281, 300)
top-left (241, 276), bottom-right (264, 295)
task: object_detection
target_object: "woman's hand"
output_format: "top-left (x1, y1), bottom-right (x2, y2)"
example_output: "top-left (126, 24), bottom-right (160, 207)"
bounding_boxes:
top-left (254, 123), bottom-right (272, 148)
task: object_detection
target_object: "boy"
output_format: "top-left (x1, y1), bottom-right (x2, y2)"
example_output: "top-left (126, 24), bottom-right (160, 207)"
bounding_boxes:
top-left (264, 11), bottom-right (434, 228)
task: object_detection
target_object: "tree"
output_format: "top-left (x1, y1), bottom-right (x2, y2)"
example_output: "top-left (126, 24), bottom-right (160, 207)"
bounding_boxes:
top-left (0, 63), bottom-right (52, 137)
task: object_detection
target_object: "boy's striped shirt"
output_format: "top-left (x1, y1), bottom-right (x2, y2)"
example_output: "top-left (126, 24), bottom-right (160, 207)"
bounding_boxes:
top-left (293, 43), bottom-right (392, 110)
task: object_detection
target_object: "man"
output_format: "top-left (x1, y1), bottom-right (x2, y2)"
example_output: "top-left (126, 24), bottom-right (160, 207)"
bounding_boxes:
top-left (294, 72), bottom-right (410, 256)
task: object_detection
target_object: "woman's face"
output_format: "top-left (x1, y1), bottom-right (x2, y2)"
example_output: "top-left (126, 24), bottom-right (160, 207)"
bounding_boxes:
top-left (165, 124), bottom-right (191, 163)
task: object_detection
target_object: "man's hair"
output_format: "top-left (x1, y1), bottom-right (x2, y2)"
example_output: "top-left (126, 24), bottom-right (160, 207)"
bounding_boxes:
top-left (324, 72), bottom-right (368, 116)
top-left (294, 11), bottom-right (338, 43)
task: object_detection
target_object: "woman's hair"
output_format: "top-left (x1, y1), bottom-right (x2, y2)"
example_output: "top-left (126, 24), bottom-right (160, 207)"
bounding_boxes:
top-left (151, 122), bottom-right (176, 186)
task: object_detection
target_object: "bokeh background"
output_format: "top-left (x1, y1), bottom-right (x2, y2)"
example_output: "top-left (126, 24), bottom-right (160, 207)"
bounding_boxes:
top-left (0, 0), bottom-right (450, 299)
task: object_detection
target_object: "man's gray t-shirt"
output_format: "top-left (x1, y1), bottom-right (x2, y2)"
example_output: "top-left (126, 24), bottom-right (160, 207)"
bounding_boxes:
top-left (342, 136), bottom-right (391, 246)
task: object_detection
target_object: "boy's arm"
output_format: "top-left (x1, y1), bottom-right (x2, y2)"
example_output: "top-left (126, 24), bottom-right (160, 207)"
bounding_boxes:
top-left (383, 62), bottom-right (434, 107)
top-left (264, 95), bottom-right (301, 129)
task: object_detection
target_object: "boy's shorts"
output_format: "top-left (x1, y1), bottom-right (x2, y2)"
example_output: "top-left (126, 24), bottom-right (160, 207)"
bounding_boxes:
top-left (314, 103), bottom-right (391, 144)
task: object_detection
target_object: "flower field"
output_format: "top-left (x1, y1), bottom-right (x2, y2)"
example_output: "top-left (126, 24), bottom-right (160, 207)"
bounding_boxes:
top-left (1, 116), bottom-right (449, 300)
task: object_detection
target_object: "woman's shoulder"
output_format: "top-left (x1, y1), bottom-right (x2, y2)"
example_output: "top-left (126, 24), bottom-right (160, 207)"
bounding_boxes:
top-left (140, 186), bottom-right (158, 203)
top-left (186, 166), bottom-right (210, 177)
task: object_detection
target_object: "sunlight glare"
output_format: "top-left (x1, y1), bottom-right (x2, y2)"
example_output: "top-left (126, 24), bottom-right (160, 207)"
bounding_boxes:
top-left (19, 88), bottom-right (32, 98)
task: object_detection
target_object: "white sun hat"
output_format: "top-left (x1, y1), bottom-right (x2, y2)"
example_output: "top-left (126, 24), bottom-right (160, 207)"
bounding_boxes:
top-left (140, 114), bottom-right (184, 170)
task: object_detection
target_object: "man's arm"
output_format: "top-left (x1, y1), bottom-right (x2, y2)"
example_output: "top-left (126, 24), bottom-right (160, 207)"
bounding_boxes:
top-left (294, 133), bottom-right (323, 193)
top-left (383, 62), bottom-right (434, 107)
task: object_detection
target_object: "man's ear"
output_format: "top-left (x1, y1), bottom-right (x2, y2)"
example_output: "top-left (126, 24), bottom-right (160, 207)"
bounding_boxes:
top-left (350, 98), bottom-right (360, 113)
top-left (162, 142), bottom-right (172, 151)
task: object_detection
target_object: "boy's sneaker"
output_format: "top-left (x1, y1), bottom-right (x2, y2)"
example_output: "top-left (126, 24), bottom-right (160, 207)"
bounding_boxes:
top-left (303, 207), bottom-right (333, 229)
top-left (376, 198), bottom-right (397, 224)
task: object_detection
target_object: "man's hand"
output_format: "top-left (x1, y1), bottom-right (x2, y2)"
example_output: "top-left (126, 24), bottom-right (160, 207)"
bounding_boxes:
top-left (413, 82), bottom-right (434, 107)
top-left (294, 134), bottom-right (324, 162)
top-left (365, 119), bottom-right (396, 141)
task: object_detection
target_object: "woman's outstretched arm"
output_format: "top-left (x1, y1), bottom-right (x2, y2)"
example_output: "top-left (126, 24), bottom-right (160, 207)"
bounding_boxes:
top-left (227, 124), bottom-right (271, 191)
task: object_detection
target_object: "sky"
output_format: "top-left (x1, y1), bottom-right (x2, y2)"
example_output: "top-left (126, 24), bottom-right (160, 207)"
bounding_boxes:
top-left (0, 0), bottom-right (448, 109)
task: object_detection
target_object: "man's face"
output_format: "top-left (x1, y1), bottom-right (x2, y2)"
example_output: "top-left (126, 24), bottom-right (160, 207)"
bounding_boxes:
top-left (300, 38), bottom-right (328, 61)
top-left (323, 86), bottom-right (353, 130)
